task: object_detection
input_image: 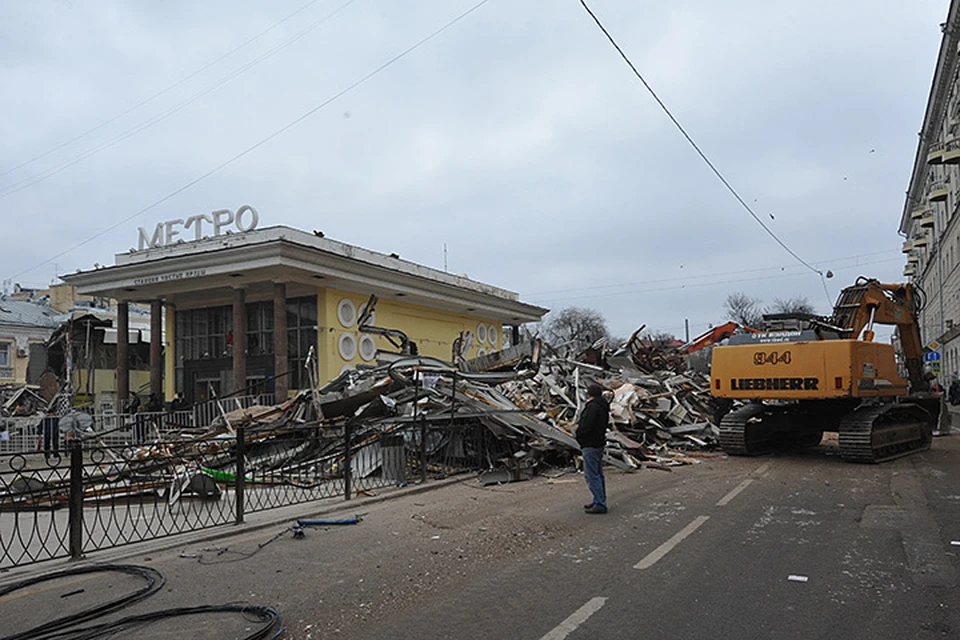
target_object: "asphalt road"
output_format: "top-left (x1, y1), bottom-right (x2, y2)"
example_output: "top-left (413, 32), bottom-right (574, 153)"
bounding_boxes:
top-left (2, 435), bottom-right (958, 639)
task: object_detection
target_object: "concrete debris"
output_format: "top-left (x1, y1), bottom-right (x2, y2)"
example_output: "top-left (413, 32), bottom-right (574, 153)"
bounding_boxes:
top-left (2, 331), bottom-right (730, 508)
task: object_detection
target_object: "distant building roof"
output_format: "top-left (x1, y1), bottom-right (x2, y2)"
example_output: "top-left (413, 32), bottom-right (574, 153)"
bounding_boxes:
top-left (0, 298), bottom-right (66, 329)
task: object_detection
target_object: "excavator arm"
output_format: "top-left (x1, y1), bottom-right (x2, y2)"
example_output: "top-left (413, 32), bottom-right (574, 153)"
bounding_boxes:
top-left (679, 321), bottom-right (758, 355)
top-left (831, 277), bottom-right (929, 392)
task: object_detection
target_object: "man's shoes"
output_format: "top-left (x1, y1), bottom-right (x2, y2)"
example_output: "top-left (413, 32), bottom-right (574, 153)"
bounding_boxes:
top-left (584, 505), bottom-right (607, 514)
top-left (584, 503), bottom-right (595, 510)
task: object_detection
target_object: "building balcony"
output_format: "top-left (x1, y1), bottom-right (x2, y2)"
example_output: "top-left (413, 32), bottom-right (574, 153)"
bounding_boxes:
top-left (904, 264), bottom-right (917, 276)
top-left (910, 207), bottom-right (929, 220)
top-left (929, 181), bottom-right (950, 202)
top-left (902, 240), bottom-right (914, 253)
top-left (907, 252), bottom-right (920, 263)
top-left (919, 212), bottom-right (936, 228)
top-left (944, 139), bottom-right (960, 164)
top-left (928, 141), bottom-right (945, 164)
top-left (911, 236), bottom-right (929, 248)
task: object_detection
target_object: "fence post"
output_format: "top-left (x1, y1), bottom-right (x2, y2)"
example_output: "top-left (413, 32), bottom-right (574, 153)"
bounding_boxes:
top-left (419, 419), bottom-right (427, 485)
top-left (235, 426), bottom-right (245, 524)
top-left (416, 372), bottom-right (427, 483)
top-left (450, 372), bottom-right (457, 427)
top-left (68, 440), bottom-right (84, 560)
top-left (344, 420), bottom-right (353, 501)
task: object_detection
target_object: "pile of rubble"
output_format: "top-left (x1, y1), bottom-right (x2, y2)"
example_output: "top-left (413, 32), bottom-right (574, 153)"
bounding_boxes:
top-left (2, 332), bottom-right (730, 507)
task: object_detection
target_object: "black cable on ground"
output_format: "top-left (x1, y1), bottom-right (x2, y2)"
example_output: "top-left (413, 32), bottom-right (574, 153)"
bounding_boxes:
top-left (181, 526), bottom-right (294, 565)
top-left (0, 564), bottom-right (164, 640)
top-left (45, 604), bottom-right (283, 640)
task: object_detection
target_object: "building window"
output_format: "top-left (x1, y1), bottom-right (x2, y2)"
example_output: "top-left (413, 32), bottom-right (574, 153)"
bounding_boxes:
top-left (175, 297), bottom-right (316, 392)
top-left (176, 305), bottom-right (232, 362)
top-left (286, 297), bottom-right (318, 390)
top-left (246, 301), bottom-right (274, 356)
top-left (0, 341), bottom-right (11, 377)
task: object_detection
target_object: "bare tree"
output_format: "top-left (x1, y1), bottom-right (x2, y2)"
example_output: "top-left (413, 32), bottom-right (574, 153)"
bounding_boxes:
top-left (769, 296), bottom-right (816, 315)
top-left (724, 292), bottom-right (763, 327)
top-left (544, 307), bottom-right (609, 353)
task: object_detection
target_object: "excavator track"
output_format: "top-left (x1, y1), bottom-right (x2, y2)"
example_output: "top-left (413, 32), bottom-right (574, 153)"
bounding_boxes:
top-left (719, 404), bottom-right (769, 455)
top-left (838, 403), bottom-right (933, 463)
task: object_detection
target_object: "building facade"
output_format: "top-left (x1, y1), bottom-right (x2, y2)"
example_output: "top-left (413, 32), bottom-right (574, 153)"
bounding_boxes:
top-left (64, 222), bottom-right (547, 405)
top-left (900, 0), bottom-right (960, 384)
top-left (0, 298), bottom-right (64, 385)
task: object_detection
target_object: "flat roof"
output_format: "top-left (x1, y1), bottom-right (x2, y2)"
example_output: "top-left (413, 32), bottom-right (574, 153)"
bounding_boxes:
top-left (63, 226), bottom-right (548, 323)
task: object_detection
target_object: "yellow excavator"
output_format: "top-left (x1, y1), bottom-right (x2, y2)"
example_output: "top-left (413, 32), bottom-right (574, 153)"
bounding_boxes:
top-left (710, 277), bottom-right (939, 462)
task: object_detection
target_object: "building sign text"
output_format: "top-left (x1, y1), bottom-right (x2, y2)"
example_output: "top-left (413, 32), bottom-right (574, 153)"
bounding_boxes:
top-left (138, 205), bottom-right (259, 250)
top-left (133, 269), bottom-right (208, 286)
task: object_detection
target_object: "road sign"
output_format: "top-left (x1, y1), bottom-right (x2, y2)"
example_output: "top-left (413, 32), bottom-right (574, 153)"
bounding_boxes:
top-left (928, 341), bottom-right (940, 351)
top-left (925, 351), bottom-right (942, 362)
top-left (931, 362), bottom-right (942, 375)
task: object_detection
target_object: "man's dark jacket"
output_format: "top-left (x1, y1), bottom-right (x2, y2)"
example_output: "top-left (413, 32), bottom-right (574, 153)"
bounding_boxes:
top-left (576, 396), bottom-right (609, 449)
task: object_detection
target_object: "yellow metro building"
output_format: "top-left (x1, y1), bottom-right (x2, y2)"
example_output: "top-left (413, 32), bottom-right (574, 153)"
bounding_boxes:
top-left (63, 217), bottom-right (547, 406)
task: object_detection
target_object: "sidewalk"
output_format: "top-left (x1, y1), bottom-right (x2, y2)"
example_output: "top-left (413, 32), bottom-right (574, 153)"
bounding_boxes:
top-left (0, 473), bottom-right (469, 585)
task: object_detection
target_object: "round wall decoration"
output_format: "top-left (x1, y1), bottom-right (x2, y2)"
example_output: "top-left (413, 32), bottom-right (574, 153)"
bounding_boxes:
top-left (338, 332), bottom-right (357, 360)
top-left (477, 323), bottom-right (487, 344)
top-left (488, 325), bottom-right (498, 347)
top-left (337, 299), bottom-right (356, 328)
top-left (359, 334), bottom-right (377, 361)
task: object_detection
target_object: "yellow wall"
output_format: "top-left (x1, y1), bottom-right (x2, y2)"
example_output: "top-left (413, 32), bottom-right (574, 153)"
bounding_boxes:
top-left (74, 369), bottom-right (150, 408)
top-left (0, 338), bottom-right (47, 384)
top-left (319, 288), bottom-right (504, 383)
top-left (157, 287), bottom-right (510, 391)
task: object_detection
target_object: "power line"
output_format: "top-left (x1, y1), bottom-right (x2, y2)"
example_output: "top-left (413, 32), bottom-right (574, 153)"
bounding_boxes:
top-left (531, 255), bottom-right (902, 306)
top-left (8, 0), bottom-right (491, 282)
top-left (0, 0), bottom-right (332, 181)
top-left (578, 0), bottom-right (832, 306)
top-left (0, 0), bottom-right (361, 197)
top-left (524, 248), bottom-right (901, 297)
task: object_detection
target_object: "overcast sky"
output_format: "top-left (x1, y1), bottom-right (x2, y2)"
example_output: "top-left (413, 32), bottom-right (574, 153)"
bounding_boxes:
top-left (0, 0), bottom-right (948, 340)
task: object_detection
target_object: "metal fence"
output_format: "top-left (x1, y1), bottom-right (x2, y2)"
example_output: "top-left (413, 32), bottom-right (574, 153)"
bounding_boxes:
top-left (0, 393), bottom-right (276, 454)
top-left (0, 418), bottom-right (492, 569)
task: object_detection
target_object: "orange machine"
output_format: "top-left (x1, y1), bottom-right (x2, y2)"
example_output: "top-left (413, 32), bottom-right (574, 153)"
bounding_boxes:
top-left (710, 278), bottom-right (937, 462)
top-left (678, 321), bottom-right (758, 355)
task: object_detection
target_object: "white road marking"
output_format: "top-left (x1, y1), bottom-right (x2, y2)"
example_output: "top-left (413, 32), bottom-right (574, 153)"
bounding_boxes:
top-left (716, 479), bottom-right (753, 506)
top-left (634, 515), bottom-right (710, 570)
top-left (752, 462), bottom-right (771, 476)
top-left (540, 597), bottom-right (608, 640)
top-left (717, 462), bottom-right (769, 506)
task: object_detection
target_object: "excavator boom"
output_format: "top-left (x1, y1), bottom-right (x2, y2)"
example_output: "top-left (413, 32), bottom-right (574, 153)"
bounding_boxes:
top-left (830, 277), bottom-right (928, 392)
top-left (679, 321), bottom-right (758, 355)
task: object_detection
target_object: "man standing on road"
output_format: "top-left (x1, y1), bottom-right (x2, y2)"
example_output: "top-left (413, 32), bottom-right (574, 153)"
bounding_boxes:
top-left (577, 383), bottom-right (609, 514)
top-left (39, 409), bottom-right (60, 458)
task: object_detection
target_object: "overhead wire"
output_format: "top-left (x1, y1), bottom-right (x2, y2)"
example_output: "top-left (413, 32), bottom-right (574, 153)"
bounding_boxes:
top-left (0, 0), bottom-right (331, 181)
top-left (7, 0), bottom-right (491, 282)
top-left (524, 248), bottom-right (902, 297)
top-left (577, 0), bottom-right (834, 306)
top-left (531, 255), bottom-right (902, 306)
top-left (0, 0), bottom-right (362, 197)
